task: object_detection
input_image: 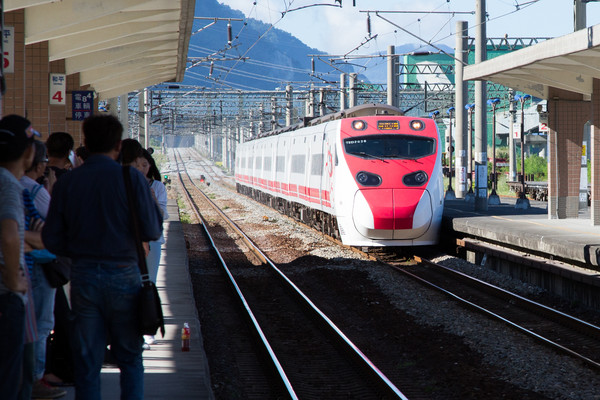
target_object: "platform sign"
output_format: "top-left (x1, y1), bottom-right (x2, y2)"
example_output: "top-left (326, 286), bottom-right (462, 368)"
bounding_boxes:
top-left (72, 91), bottom-right (94, 121)
top-left (3, 27), bottom-right (14, 73)
top-left (513, 129), bottom-right (520, 139)
top-left (539, 112), bottom-right (548, 133)
top-left (50, 74), bottom-right (66, 105)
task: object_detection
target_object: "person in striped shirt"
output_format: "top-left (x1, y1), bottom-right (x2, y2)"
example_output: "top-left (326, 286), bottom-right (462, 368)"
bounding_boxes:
top-left (0, 114), bottom-right (39, 400)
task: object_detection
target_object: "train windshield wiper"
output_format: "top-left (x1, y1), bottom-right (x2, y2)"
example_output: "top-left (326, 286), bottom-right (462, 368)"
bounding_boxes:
top-left (352, 151), bottom-right (388, 163)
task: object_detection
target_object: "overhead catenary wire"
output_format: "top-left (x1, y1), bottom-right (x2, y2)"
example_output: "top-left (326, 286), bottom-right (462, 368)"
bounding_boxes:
top-left (184, 0), bottom-right (543, 93)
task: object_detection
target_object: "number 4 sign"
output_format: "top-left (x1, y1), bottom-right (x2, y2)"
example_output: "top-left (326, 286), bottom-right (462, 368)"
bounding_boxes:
top-left (50, 73), bottom-right (66, 105)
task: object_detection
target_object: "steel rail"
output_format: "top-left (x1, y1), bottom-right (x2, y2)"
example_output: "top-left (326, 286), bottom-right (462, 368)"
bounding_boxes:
top-left (173, 150), bottom-right (299, 399)
top-left (390, 256), bottom-right (600, 371)
top-left (173, 149), bottom-right (409, 400)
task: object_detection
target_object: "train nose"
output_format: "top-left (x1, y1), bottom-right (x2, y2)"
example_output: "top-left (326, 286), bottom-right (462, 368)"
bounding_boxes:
top-left (352, 189), bottom-right (433, 240)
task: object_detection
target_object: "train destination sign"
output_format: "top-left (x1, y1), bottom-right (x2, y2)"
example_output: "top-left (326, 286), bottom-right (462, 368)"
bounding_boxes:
top-left (377, 120), bottom-right (399, 130)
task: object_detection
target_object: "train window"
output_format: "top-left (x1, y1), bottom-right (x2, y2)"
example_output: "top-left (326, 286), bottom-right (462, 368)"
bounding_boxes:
top-left (311, 154), bottom-right (323, 176)
top-left (291, 154), bottom-right (305, 174)
top-left (263, 156), bottom-right (272, 171)
top-left (344, 134), bottom-right (435, 160)
top-left (276, 156), bottom-right (286, 172)
top-left (255, 156), bottom-right (262, 170)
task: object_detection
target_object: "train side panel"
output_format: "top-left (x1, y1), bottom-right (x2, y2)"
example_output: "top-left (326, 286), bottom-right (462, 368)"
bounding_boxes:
top-left (235, 104), bottom-right (443, 247)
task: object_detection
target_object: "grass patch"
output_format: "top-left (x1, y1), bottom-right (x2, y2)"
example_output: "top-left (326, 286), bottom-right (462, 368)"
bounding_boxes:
top-left (177, 197), bottom-right (192, 224)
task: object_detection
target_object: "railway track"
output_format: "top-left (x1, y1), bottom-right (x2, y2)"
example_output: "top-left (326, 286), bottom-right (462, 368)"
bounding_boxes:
top-left (176, 149), bottom-right (600, 372)
top-left (380, 253), bottom-right (600, 371)
top-left (173, 149), bottom-right (408, 400)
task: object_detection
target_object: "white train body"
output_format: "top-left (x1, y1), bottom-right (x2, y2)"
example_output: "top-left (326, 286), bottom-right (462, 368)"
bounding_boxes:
top-left (235, 104), bottom-right (444, 246)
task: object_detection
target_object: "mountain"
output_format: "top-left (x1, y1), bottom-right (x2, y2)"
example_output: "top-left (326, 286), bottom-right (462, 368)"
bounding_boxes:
top-left (184, 1), bottom-right (454, 90)
top-left (185, 1), bottom-right (328, 90)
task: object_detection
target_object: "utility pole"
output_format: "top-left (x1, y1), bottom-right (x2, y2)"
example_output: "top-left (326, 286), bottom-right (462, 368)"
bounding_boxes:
top-left (445, 107), bottom-right (456, 200)
top-left (285, 85), bottom-right (293, 126)
top-left (474, 0), bottom-right (488, 211)
top-left (349, 73), bottom-right (358, 108)
top-left (386, 45), bottom-right (398, 107)
top-left (488, 98), bottom-right (501, 205)
top-left (340, 73), bottom-right (347, 111)
top-left (271, 96), bottom-right (277, 130)
top-left (319, 88), bottom-right (326, 116)
top-left (455, 21), bottom-right (469, 199)
top-left (508, 89), bottom-right (517, 181)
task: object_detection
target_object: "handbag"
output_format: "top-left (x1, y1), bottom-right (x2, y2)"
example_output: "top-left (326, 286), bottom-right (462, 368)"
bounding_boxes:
top-left (122, 166), bottom-right (165, 337)
top-left (41, 256), bottom-right (71, 288)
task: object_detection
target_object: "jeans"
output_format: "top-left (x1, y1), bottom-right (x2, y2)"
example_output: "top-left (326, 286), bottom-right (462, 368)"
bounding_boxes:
top-left (18, 343), bottom-right (35, 400)
top-left (70, 262), bottom-right (143, 400)
top-left (31, 264), bottom-right (56, 380)
top-left (146, 241), bottom-right (162, 284)
top-left (0, 292), bottom-right (25, 400)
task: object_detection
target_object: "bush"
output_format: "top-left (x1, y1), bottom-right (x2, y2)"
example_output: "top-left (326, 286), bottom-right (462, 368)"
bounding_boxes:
top-left (519, 155), bottom-right (547, 181)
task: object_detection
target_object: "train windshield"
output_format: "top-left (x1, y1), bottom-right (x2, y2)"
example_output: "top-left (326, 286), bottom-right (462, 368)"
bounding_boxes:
top-left (344, 134), bottom-right (435, 160)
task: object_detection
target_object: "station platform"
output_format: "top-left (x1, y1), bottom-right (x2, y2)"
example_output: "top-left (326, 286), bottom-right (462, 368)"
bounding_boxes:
top-left (62, 199), bottom-right (214, 400)
top-left (442, 196), bottom-right (600, 270)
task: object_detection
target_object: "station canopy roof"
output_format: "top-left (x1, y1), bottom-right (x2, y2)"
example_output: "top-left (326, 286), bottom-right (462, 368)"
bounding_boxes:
top-left (464, 23), bottom-right (600, 100)
top-left (7, 0), bottom-right (195, 100)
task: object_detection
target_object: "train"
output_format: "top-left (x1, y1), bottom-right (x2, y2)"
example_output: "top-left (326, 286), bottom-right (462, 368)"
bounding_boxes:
top-left (235, 103), bottom-right (444, 247)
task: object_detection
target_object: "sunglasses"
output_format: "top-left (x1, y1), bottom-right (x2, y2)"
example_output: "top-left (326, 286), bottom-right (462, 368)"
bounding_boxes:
top-left (26, 126), bottom-right (41, 139)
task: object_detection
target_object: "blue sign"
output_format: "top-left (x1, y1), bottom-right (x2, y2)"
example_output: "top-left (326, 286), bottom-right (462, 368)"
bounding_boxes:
top-left (72, 91), bottom-right (94, 121)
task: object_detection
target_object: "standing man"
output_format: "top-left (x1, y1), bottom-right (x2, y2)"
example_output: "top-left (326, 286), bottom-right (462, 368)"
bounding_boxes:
top-left (42, 115), bottom-right (163, 400)
top-left (0, 115), bottom-right (39, 400)
top-left (46, 131), bottom-right (74, 180)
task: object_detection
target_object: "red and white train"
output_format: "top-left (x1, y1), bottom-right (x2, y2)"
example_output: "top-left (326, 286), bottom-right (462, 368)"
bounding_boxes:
top-left (235, 104), bottom-right (444, 246)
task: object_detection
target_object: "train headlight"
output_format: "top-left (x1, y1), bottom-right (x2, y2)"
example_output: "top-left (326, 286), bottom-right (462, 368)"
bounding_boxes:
top-left (352, 120), bottom-right (367, 130)
top-left (356, 171), bottom-right (382, 186)
top-left (410, 120), bottom-right (425, 130)
top-left (403, 170), bottom-right (428, 186)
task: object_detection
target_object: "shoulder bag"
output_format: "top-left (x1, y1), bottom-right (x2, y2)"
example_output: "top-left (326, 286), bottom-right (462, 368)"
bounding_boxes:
top-left (122, 166), bottom-right (165, 337)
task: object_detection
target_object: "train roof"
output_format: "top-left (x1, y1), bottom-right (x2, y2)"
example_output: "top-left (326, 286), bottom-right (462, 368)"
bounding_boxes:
top-left (253, 103), bottom-right (404, 141)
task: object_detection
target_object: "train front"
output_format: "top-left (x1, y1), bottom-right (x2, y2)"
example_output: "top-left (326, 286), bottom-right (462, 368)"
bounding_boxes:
top-left (333, 116), bottom-right (444, 246)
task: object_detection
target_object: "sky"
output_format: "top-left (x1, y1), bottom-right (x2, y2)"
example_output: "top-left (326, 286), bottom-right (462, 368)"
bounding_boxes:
top-left (217, 0), bottom-right (600, 55)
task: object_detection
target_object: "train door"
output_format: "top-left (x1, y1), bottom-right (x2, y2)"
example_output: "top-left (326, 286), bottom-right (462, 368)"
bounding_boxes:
top-left (322, 123), bottom-right (336, 212)
top-left (275, 134), bottom-right (288, 197)
top-left (289, 135), bottom-right (306, 204)
top-left (308, 128), bottom-right (325, 210)
top-left (264, 141), bottom-right (275, 195)
top-left (247, 143), bottom-right (255, 188)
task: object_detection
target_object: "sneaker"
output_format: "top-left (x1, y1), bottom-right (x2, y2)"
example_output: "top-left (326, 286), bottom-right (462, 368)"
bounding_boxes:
top-left (31, 379), bottom-right (66, 399)
top-left (144, 335), bottom-right (155, 345)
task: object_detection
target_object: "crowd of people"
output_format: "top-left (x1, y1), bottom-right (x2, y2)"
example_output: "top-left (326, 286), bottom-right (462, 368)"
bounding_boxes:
top-left (0, 114), bottom-right (167, 400)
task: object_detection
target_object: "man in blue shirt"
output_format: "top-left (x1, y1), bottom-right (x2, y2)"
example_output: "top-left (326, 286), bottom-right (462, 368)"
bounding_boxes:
top-left (43, 115), bottom-right (162, 400)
